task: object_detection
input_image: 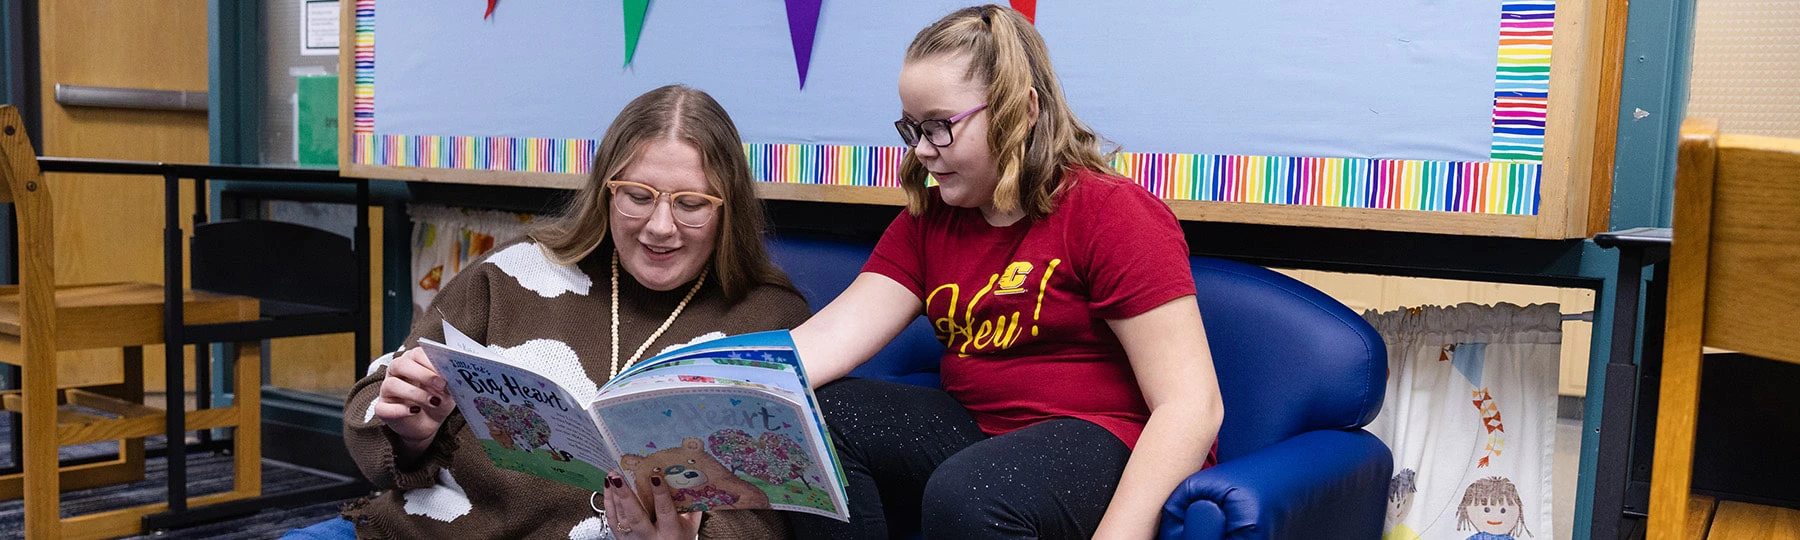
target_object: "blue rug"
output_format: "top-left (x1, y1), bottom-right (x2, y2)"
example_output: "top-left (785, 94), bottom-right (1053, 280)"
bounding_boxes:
top-left (0, 415), bottom-right (365, 539)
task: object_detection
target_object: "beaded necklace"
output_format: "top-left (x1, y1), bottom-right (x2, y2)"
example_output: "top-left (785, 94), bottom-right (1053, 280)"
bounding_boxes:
top-left (608, 251), bottom-right (706, 380)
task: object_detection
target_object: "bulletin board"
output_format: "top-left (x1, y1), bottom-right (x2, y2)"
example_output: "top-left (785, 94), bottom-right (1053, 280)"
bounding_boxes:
top-left (338, 0), bottom-right (1616, 239)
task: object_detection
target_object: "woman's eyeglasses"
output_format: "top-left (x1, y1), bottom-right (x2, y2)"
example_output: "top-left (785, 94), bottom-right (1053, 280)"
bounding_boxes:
top-left (605, 180), bottom-right (724, 228)
top-left (894, 103), bottom-right (988, 148)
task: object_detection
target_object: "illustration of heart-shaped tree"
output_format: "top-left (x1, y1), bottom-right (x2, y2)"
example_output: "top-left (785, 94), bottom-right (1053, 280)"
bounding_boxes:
top-left (708, 429), bottom-right (814, 488)
top-left (474, 397), bottom-right (518, 450)
top-left (512, 402), bottom-right (553, 452)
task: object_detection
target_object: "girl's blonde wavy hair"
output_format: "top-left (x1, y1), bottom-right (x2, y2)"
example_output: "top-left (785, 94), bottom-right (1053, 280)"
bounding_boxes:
top-left (900, 4), bottom-right (1117, 219)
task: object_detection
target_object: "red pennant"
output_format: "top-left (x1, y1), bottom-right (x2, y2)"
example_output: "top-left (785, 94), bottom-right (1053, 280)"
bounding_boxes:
top-left (1009, 0), bottom-right (1036, 23)
top-left (485, 0), bottom-right (499, 19)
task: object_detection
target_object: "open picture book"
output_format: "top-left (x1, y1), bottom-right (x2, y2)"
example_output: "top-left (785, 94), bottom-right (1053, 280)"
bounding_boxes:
top-left (418, 322), bottom-right (849, 521)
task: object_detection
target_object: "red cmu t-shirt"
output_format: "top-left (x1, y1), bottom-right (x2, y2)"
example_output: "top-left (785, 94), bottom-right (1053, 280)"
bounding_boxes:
top-left (863, 168), bottom-right (1195, 449)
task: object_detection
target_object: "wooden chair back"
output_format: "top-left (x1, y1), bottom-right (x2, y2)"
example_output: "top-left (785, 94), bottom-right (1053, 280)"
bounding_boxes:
top-left (1648, 118), bottom-right (1800, 538)
top-left (0, 104), bottom-right (266, 539)
top-left (0, 106), bottom-right (64, 537)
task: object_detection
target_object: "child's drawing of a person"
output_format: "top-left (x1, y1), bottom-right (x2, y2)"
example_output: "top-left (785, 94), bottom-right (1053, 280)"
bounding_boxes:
top-left (1383, 468), bottom-right (1421, 540)
top-left (1456, 476), bottom-right (1532, 540)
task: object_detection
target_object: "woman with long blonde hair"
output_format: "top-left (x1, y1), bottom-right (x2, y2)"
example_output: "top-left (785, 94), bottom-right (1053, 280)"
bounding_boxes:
top-left (332, 85), bottom-right (808, 540)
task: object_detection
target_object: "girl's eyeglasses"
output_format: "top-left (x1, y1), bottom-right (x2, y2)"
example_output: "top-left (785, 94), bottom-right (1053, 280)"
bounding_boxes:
top-left (894, 103), bottom-right (988, 148)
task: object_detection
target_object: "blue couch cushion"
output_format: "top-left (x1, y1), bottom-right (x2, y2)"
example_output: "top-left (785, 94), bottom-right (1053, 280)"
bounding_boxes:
top-left (1190, 257), bottom-right (1385, 462)
top-left (766, 235), bottom-right (944, 388)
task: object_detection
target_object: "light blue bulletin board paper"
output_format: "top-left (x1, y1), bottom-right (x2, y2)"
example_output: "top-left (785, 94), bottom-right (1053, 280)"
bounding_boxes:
top-left (371, 0), bottom-right (1505, 162)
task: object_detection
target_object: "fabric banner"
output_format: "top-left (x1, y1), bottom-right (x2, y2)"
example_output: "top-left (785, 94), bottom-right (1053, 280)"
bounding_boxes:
top-left (1363, 303), bottom-right (1561, 540)
top-left (408, 204), bottom-right (539, 322)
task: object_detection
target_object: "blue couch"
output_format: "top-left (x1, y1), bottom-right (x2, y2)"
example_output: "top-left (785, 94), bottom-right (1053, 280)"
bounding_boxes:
top-left (767, 234), bottom-right (1392, 539)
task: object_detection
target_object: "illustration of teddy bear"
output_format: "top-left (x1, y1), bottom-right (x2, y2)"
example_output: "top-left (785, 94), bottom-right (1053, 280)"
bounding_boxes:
top-left (621, 438), bottom-right (770, 512)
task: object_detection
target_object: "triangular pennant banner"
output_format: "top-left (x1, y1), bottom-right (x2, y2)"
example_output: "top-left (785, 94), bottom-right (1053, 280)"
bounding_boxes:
top-left (1009, 0), bottom-right (1035, 23)
top-left (485, 0), bottom-right (499, 19)
top-left (783, 0), bottom-right (822, 88)
top-left (623, 0), bottom-right (650, 67)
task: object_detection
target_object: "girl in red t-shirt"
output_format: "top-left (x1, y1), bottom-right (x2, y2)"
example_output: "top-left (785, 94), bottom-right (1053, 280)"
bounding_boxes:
top-left (789, 5), bottom-right (1223, 539)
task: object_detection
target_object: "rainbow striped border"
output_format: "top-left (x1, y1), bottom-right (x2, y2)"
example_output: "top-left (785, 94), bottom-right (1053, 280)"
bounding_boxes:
top-left (351, 0), bottom-right (375, 135)
top-left (350, 2), bottom-right (1551, 216)
top-left (354, 134), bottom-right (599, 174)
top-left (746, 144), bottom-right (908, 187)
top-left (1491, 0), bottom-right (1555, 162)
top-left (1114, 153), bottom-right (1540, 215)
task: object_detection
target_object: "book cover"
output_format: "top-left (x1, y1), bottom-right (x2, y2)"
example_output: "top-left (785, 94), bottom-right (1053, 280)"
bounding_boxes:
top-left (422, 336), bottom-right (617, 493)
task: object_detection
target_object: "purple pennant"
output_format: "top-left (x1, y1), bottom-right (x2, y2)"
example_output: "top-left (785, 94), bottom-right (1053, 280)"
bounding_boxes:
top-left (783, 0), bottom-right (822, 89)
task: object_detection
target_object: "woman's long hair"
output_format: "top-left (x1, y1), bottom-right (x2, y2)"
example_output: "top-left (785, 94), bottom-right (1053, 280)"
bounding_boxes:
top-left (530, 85), bottom-right (793, 301)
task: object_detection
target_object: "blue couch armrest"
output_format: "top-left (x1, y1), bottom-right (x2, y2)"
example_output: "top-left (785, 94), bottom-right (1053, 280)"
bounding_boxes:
top-left (1158, 430), bottom-right (1392, 540)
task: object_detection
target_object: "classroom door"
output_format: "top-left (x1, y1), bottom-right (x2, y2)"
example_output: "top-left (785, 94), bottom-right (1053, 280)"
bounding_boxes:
top-left (38, 0), bottom-right (209, 392)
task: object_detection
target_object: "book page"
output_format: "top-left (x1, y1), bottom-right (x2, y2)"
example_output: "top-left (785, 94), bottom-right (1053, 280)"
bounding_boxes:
top-left (593, 386), bottom-right (847, 519)
top-left (613, 358), bottom-right (807, 397)
top-left (608, 330), bottom-right (805, 386)
top-left (441, 318), bottom-right (485, 352)
top-left (614, 331), bottom-right (848, 497)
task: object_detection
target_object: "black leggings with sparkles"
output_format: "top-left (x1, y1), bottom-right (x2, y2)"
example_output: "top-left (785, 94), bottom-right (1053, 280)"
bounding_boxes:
top-left (789, 378), bottom-right (1131, 540)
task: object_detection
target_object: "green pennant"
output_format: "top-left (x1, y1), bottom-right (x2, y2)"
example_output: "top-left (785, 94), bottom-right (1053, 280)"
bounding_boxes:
top-left (623, 0), bottom-right (649, 67)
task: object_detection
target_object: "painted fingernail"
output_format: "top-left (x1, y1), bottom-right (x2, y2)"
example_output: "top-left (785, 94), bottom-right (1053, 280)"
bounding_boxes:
top-left (650, 475), bottom-right (661, 487)
top-left (613, 477), bottom-right (624, 488)
top-left (409, 405), bottom-right (421, 414)
top-left (429, 397), bottom-right (441, 407)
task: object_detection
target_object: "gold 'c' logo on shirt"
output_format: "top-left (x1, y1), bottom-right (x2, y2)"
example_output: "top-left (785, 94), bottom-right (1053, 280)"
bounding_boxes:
top-left (994, 261), bottom-right (1033, 295)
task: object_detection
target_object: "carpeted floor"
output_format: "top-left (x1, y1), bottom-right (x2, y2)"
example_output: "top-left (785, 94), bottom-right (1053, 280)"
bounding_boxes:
top-left (0, 415), bottom-right (366, 539)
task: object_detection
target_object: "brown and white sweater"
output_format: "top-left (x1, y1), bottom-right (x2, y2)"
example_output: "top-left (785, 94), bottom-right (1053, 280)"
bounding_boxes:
top-left (342, 240), bottom-right (812, 539)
